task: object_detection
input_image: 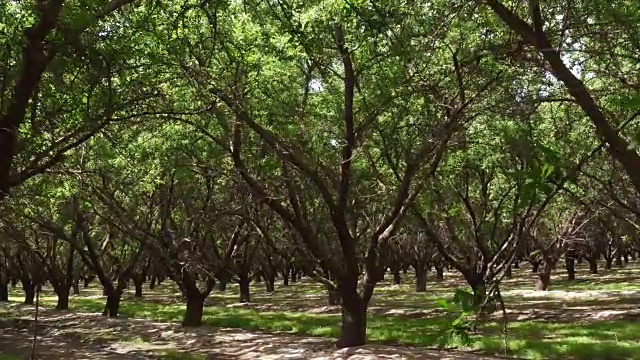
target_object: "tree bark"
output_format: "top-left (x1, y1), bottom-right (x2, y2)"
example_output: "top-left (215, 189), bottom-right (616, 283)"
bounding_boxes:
top-left (588, 259), bottom-right (598, 274)
top-left (182, 295), bottom-right (205, 327)
top-left (327, 287), bottom-right (341, 305)
top-left (238, 276), bottom-right (251, 303)
top-left (0, 281), bottom-right (8, 301)
top-left (605, 257), bottom-right (613, 270)
top-left (133, 277), bottom-right (143, 298)
top-left (615, 252), bottom-right (623, 267)
top-left (264, 274), bottom-right (275, 293)
top-left (531, 261), bottom-right (540, 273)
top-left (102, 290), bottom-right (122, 317)
top-left (565, 257), bottom-right (575, 281)
top-left (22, 279), bottom-right (35, 305)
top-left (435, 266), bottom-right (444, 281)
top-left (336, 284), bottom-right (367, 348)
top-left (149, 274), bottom-right (157, 290)
top-left (291, 269), bottom-right (298, 283)
top-left (56, 287), bottom-right (70, 310)
top-left (415, 269), bottom-right (427, 292)
top-left (536, 272), bottom-right (551, 291)
top-left (392, 271), bottom-right (401, 285)
top-left (505, 265), bottom-right (512, 279)
top-left (72, 280), bottom-right (80, 295)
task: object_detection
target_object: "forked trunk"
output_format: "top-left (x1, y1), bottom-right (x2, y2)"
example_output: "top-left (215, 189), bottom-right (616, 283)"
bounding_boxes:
top-left (415, 269), bottom-right (427, 292)
top-left (182, 294), bottom-right (205, 327)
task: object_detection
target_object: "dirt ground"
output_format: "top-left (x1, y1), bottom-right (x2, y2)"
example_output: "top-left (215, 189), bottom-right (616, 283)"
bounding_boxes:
top-left (0, 303), bottom-right (501, 360)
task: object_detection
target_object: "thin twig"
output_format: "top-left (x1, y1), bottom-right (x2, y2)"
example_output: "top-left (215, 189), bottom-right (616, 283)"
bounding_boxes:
top-left (30, 284), bottom-right (40, 360)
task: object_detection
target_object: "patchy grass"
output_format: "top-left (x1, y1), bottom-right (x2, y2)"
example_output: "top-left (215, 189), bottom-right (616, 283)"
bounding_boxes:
top-left (4, 293), bottom-right (638, 359)
top-left (158, 350), bottom-right (207, 360)
top-left (3, 262), bottom-right (640, 359)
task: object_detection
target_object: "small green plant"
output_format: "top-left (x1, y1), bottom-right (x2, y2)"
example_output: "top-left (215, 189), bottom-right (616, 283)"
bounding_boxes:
top-left (435, 288), bottom-right (497, 345)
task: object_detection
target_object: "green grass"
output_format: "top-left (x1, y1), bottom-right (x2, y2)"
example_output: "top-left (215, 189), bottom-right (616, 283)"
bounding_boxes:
top-left (4, 295), bottom-right (637, 359)
top-left (159, 350), bottom-right (207, 360)
top-left (0, 354), bottom-right (21, 360)
top-left (3, 264), bottom-right (640, 359)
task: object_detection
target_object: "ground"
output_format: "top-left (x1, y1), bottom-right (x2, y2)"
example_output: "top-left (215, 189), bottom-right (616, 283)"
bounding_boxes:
top-left (1, 263), bottom-right (639, 359)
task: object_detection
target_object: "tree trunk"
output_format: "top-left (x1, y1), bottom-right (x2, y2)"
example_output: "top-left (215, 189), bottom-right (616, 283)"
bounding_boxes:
top-left (282, 269), bottom-right (290, 286)
top-left (605, 258), bottom-right (613, 270)
top-left (133, 277), bottom-right (143, 298)
top-left (531, 261), bottom-right (540, 273)
top-left (217, 281), bottom-right (228, 292)
top-left (615, 252), bottom-right (623, 267)
top-left (536, 262), bottom-right (553, 291)
top-left (336, 284), bottom-right (367, 348)
top-left (182, 295), bottom-right (205, 327)
top-left (22, 279), bottom-right (35, 305)
top-left (393, 271), bottom-right (401, 285)
top-left (0, 282), bottom-right (8, 301)
top-left (149, 275), bottom-right (157, 290)
top-left (264, 274), bottom-right (275, 293)
top-left (435, 266), bottom-right (444, 281)
top-left (588, 259), bottom-right (598, 274)
top-left (565, 257), bottom-right (575, 281)
top-left (83, 276), bottom-right (92, 288)
top-left (415, 269), bottom-right (427, 292)
top-left (631, 251), bottom-right (637, 261)
top-left (11, 278), bottom-right (17, 288)
top-left (56, 287), bottom-right (70, 310)
top-left (624, 253), bottom-right (629, 264)
top-left (72, 280), bottom-right (80, 295)
top-left (327, 287), bottom-right (341, 305)
top-left (536, 272), bottom-right (551, 291)
top-left (291, 269), bottom-right (298, 283)
top-left (238, 276), bottom-right (251, 303)
top-left (102, 291), bottom-right (122, 317)
top-left (505, 265), bottom-right (512, 279)
top-left (513, 261), bottom-right (519, 269)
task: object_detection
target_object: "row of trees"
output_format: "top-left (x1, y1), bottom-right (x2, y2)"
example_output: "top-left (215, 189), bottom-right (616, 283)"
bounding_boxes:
top-left (1, 0), bottom-right (639, 348)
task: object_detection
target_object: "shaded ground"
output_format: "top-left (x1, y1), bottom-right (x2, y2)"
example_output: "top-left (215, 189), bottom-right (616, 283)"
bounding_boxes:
top-left (1, 263), bottom-right (639, 359)
top-left (0, 303), bottom-right (499, 360)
